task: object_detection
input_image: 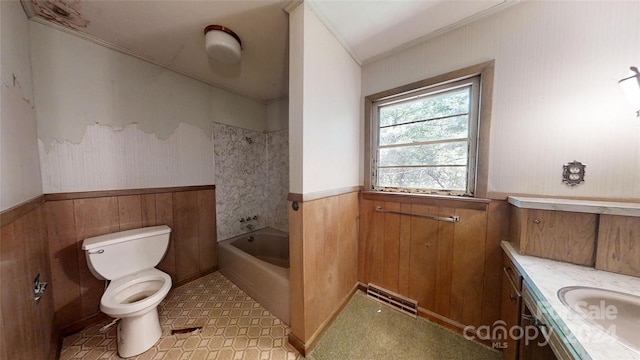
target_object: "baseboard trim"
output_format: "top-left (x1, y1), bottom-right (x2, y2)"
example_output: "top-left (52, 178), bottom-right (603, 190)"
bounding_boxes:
top-left (173, 267), bottom-right (218, 288)
top-left (287, 333), bottom-right (306, 356)
top-left (51, 332), bottom-right (63, 360)
top-left (417, 307), bottom-right (496, 349)
top-left (288, 282), bottom-right (360, 356)
top-left (417, 307), bottom-right (466, 333)
top-left (60, 312), bottom-right (111, 336)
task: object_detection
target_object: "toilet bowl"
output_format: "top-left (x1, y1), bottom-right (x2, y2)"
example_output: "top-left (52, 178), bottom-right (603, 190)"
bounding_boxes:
top-left (101, 268), bottom-right (171, 317)
top-left (102, 269), bottom-right (172, 357)
top-left (82, 225), bottom-right (172, 358)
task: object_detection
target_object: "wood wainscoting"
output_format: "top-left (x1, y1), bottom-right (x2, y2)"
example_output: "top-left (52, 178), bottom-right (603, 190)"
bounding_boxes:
top-left (595, 215), bottom-right (640, 277)
top-left (509, 207), bottom-right (597, 266)
top-left (1, 196), bottom-right (59, 360)
top-left (288, 190), bottom-right (359, 355)
top-left (44, 186), bottom-right (217, 333)
top-left (358, 192), bottom-right (509, 337)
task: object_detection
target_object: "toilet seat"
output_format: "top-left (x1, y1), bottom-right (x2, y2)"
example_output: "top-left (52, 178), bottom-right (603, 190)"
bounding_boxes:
top-left (101, 268), bottom-right (172, 318)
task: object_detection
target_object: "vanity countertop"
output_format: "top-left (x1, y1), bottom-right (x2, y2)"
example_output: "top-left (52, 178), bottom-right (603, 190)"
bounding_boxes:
top-left (507, 196), bottom-right (640, 217)
top-left (502, 241), bottom-right (640, 360)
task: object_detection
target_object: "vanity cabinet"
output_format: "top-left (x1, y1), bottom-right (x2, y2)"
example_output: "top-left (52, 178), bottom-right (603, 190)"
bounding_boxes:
top-left (519, 285), bottom-right (558, 360)
top-left (500, 254), bottom-right (522, 360)
top-left (510, 207), bottom-right (597, 266)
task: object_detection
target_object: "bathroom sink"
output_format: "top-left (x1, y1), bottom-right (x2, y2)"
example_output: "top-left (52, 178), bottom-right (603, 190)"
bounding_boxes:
top-left (557, 286), bottom-right (640, 352)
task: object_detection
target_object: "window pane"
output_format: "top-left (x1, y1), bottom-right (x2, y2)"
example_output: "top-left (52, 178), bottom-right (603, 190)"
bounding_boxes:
top-left (377, 167), bottom-right (467, 191)
top-left (379, 115), bottom-right (468, 146)
top-left (379, 87), bottom-right (470, 127)
top-left (378, 141), bottom-right (468, 167)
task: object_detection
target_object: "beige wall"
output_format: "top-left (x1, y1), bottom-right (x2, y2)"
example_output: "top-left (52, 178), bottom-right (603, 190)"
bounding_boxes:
top-left (362, 1), bottom-right (640, 199)
top-left (289, 3), bottom-right (361, 195)
top-left (266, 98), bottom-right (289, 132)
top-left (1, 0), bottom-right (43, 211)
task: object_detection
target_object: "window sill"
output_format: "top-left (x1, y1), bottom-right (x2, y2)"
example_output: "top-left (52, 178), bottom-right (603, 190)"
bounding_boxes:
top-left (361, 191), bottom-right (490, 210)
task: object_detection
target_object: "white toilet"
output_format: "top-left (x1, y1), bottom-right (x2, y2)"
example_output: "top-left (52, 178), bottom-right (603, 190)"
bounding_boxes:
top-left (82, 225), bottom-right (172, 358)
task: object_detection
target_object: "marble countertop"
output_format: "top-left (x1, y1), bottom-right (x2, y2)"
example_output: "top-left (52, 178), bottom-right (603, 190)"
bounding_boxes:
top-left (507, 196), bottom-right (640, 217)
top-left (502, 241), bottom-right (640, 360)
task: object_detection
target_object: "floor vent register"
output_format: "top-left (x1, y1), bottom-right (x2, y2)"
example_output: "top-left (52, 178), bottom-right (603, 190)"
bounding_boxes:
top-left (366, 283), bottom-right (418, 318)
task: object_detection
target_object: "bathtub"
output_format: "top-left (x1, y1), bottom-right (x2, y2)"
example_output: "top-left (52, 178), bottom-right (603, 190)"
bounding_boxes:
top-left (217, 227), bottom-right (290, 324)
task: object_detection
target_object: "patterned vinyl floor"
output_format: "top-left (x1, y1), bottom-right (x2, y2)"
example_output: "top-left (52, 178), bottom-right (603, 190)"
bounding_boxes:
top-left (60, 272), bottom-right (299, 360)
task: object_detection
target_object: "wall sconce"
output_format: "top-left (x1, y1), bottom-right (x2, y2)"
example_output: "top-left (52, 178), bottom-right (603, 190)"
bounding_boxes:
top-left (204, 25), bottom-right (242, 65)
top-left (618, 66), bottom-right (640, 117)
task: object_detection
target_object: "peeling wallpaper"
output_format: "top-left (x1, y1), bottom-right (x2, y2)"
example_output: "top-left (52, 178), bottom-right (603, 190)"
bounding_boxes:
top-left (30, 18), bottom-right (276, 195)
top-left (213, 123), bottom-right (289, 241)
top-left (39, 120), bottom-right (289, 237)
top-left (27, 17), bottom-right (289, 237)
top-left (39, 122), bottom-right (214, 193)
top-left (29, 20), bottom-right (267, 153)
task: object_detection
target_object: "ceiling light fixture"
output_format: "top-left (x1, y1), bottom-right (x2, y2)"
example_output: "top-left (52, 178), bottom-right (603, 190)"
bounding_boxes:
top-left (204, 25), bottom-right (242, 65)
top-left (619, 66), bottom-right (640, 117)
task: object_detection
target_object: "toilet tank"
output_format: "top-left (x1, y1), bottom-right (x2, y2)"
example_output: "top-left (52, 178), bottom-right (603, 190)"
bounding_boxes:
top-left (82, 225), bottom-right (171, 280)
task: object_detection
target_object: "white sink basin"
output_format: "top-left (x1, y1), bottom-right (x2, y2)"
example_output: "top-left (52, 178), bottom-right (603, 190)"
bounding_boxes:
top-left (557, 286), bottom-right (640, 352)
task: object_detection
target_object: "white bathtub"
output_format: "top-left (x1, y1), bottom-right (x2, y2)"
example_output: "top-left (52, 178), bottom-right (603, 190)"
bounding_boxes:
top-left (217, 227), bottom-right (290, 324)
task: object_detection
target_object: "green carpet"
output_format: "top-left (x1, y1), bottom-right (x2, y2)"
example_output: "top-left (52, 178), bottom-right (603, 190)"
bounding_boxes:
top-left (305, 291), bottom-right (503, 360)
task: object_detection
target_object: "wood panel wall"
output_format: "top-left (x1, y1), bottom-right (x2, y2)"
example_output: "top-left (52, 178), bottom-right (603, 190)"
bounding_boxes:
top-left (510, 207), bottom-right (597, 266)
top-left (358, 193), bottom-right (509, 334)
top-left (0, 198), bottom-right (58, 360)
top-left (288, 191), bottom-right (359, 355)
top-left (510, 205), bottom-right (640, 275)
top-left (45, 186), bottom-right (217, 332)
top-left (596, 215), bottom-right (640, 277)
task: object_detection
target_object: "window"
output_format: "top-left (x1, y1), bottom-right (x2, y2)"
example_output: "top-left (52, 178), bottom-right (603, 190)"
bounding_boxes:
top-left (365, 61), bottom-right (494, 197)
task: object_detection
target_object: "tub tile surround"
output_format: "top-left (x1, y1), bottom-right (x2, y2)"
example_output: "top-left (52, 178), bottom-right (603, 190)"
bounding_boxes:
top-left (502, 242), bottom-right (640, 360)
top-left (213, 123), bottom-right (289, 241)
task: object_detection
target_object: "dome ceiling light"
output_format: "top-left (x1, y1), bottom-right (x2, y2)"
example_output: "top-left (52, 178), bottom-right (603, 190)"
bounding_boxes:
top-left (204, 25), bottom-right (242, 65)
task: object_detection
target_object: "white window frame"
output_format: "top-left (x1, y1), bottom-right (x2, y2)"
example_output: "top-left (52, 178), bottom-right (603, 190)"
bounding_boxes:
top-left (364, 61), bottom-right (494, 198)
